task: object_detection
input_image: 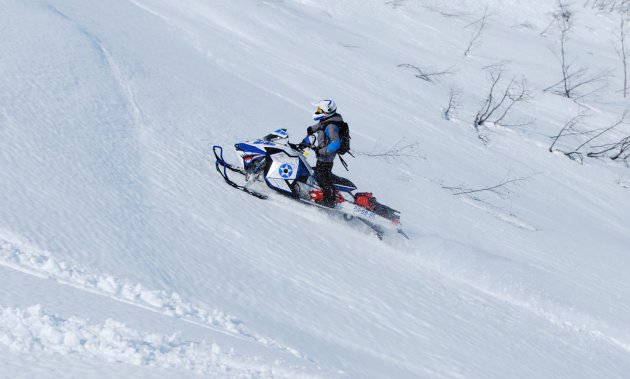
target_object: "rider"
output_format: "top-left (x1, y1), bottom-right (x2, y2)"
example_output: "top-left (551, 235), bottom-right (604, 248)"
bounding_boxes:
top-left (304, 99), bottom-right (343, 207)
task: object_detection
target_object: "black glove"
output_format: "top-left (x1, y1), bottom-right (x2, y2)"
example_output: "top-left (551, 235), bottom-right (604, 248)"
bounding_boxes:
top-left (307, 126), bottom-right (314, 135)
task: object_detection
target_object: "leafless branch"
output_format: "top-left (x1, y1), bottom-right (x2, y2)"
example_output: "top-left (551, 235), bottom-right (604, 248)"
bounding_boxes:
top-left (540, 18), bottom-right (557, 37)
top-left (553, 109), bottom-right (630, 162)
top-left (443, 88), bottom-right (461, 120)
top-left (618, 15), bottom-right (629, 97)
top-left (354, 139), bottom-right (424, 161)
top-left (386, 0), bottom-right (407, 9)
top-left (573, 109), bottom-right (629, 151)
top-left (397, 64), bottom-right (454, 83)
top-left (549, 109), bottom-right (588, 152)
top-left (499, 120), bottom-right (534, 128)
top-left (588, 135), bottom-right (630, 160)
top-left (559, 1), bottom-right (574, 97)
top-left (584, 0), bottom-right (630, 13)
top-left (442, 176), bottom-right (529, 198)
top-left (464, 7), bottom-right (489, 56)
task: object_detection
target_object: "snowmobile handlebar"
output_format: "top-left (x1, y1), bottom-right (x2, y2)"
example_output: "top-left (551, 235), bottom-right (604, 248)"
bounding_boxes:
top-left (288, 142), bottom-right (312, 151)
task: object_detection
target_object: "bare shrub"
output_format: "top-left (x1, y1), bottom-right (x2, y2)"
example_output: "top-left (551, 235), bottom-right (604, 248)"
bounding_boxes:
top-left (443, 88), bottom-right (461, 120)
top-left (545, 0), bottom-right (610, 99)
top-left (550, 109), bottom-right (630, 163)
top-left (474, 68), bottom-right (528, 131)
top-left (549, 108), bottom-right (589, 152)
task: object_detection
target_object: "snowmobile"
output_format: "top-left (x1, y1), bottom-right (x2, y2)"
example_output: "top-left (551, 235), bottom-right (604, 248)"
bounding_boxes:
top-left (212, 129), bottom-right (408, 240)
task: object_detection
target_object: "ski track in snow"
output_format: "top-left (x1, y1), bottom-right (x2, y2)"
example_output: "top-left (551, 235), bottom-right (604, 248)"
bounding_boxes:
top-left (0, 304), bottom-right (319, 379)
top-left (0, 232), bottom-right (307, 362)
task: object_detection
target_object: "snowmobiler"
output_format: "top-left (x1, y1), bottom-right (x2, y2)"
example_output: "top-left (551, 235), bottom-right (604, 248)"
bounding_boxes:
top-left (304, 100), bottom-right (344, 208)
top-left (212, 128), bottom-right (408, 240)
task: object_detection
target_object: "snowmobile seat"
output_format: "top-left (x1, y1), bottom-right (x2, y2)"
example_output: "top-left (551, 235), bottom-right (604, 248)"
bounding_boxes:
top-left (331, 174), bottom-right (357, 191)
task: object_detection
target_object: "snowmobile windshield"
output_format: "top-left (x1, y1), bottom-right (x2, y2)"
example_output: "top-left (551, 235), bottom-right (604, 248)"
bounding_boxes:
top-left (263, 128), bottom-right (289, 142)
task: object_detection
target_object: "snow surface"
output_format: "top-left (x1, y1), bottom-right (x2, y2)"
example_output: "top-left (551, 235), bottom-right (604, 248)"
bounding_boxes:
top-left (1, 0), bottom-right (630, 378)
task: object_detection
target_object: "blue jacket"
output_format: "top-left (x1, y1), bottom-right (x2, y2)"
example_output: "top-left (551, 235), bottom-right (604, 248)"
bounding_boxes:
top-left (304, 113), bottom-right (343, 163)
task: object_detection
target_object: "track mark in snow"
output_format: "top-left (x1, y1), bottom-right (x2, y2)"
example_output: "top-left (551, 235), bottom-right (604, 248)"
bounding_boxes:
top-left (461, 197), bottom-right (538, 231)
top-left (466, 279), bottom-right (630, 355)
top-left (43, 3), bottom-right (143, 123)
top-left (0, 304), bottom-right (319, 379)
top-left (0, 234), bottom-right (306, 362)
top-left (99, 44), bottom-right (143, 124)
top-left (415, 238), bottom-right (630, 356)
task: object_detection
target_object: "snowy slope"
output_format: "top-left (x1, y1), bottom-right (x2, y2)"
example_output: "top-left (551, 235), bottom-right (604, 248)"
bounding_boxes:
top-left (1, 0), bottom-right (630, 378)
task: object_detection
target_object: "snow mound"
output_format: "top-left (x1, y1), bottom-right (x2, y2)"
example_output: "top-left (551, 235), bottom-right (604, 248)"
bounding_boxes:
top-left (0, 232), bottom-right (303, 360)
top-left (0, 304), bottom-right (318, 379)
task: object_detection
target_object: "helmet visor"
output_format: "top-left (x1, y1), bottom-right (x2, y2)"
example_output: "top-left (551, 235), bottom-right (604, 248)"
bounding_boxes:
top-left (314, 106), bottom-right (325, 115)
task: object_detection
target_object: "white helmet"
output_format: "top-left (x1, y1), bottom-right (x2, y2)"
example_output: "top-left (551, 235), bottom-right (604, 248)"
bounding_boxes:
top-left (312, 99), bottom-right (337, 121)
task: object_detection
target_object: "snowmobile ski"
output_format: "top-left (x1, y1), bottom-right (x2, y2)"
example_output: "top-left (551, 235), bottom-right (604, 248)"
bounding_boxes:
top-left (213, 145), bottom-right (268, 200)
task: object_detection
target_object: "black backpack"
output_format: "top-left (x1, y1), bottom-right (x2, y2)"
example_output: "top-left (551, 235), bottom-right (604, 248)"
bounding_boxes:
top-left (322, 117), bottom-right (351, 155)
top-left (337, 121), bottom-right (351, 155)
